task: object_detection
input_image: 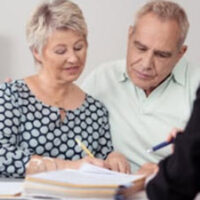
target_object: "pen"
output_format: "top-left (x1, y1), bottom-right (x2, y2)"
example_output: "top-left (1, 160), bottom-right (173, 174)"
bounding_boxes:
top-left (147, 138), bottom-right (175, 153)
top-left (75, 138), bottom-right (94, 158)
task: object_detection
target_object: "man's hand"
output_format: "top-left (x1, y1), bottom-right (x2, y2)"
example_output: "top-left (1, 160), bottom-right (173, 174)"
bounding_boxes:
top-left (166, 127), bottom-right (183, 142)
top-left (136, 162), bottom-right (158, 177)
top-left (166, 127), bottom-right (183, 152)
top-left (5, 78), bottom-right (12, 82)
top-left (105, 151), bottom-right (131, 174)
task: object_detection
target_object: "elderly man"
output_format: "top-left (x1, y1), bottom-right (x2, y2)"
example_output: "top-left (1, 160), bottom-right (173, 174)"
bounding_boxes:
top-left (82, 0), bottom-right (200, 172)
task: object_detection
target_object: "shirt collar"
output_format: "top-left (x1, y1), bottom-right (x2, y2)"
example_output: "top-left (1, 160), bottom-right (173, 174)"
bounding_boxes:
top-left (117, 57), bottom-right (187, 86)
top-left (117, 60), bottom-right (129, 82)
top-left (171, 57), bottom-right (187, 86)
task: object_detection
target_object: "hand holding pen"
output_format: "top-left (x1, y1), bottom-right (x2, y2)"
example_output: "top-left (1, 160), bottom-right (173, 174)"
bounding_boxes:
top-left (75, 138), bottom-right (105, 168)
top-left (75, 138), bottom-right (94, 158)
top-left (75, 138), bottom-right (130, 173)
top-left (115, 128), bottom-right (184, 200)
top-left (147, 128), bottom-right (183, 153)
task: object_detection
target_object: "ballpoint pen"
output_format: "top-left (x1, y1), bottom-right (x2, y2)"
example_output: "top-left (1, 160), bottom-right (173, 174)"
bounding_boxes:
top-left (75, 138), bottom-right (94, 158)
top-left (147, 138), bottom-right (175, 153)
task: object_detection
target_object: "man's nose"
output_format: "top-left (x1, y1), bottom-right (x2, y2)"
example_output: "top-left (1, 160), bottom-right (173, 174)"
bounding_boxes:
top-left (142, 52), bottom-right (154, 70)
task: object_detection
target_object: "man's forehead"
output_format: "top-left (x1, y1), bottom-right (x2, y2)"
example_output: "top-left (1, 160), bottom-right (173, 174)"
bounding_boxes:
top-left (131, 19), bottom-right (180, 51)
top-left (134, 13), bottom-right (180, 33)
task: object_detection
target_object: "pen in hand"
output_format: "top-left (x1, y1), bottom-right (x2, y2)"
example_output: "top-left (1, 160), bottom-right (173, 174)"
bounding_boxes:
top-left (147, 138), bottom-right (175, 153)
top-left (75, 138), bottom-right (94, 158)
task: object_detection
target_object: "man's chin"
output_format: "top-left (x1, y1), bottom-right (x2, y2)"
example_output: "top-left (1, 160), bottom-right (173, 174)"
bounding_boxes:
top-left (131, 80), bottom-right (150, 90)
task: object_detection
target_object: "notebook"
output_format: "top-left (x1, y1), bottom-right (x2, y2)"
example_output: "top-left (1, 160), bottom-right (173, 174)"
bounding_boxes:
top-left (0, 179), bottom-right (24, 199)
top-left (23, 163), bottom-right (144, 199)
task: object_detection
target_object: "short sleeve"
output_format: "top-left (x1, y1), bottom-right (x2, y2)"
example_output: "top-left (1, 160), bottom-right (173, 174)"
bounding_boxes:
top-left (0, 83), bottom-right (32, 178)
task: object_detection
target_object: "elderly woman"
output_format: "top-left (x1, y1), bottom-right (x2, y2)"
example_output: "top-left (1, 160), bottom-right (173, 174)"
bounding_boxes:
top-left (0, 0), bottom-right (130, 178)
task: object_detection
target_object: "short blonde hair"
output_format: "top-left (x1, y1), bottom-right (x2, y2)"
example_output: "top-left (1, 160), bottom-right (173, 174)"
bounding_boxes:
top-left (134, 0), bottom-right (189, 48)
top-left (26, 0), bottom-right (87, 54)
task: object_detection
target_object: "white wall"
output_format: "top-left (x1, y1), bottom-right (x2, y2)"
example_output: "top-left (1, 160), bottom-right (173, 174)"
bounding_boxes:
top-left (0, 0), bottom-right (199, 84)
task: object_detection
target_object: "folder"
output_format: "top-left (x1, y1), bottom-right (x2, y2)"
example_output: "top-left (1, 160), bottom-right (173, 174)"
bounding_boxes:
top-left (23, 164), bottom-right (145, 199)
top-left (0, 179), bottom-right (24, 199)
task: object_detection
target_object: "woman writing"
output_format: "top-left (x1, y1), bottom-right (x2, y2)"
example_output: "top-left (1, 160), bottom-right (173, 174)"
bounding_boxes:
top-left (0, 0), bottom-right (129, 178)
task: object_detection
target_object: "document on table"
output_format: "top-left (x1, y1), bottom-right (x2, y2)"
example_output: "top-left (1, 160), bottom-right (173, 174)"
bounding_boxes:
top-left (0, 180), bottom-right (23, 196)
top-left (24, 163), bottom-right (144, 199)
top-left (26, 163), bottom-right (143, 186)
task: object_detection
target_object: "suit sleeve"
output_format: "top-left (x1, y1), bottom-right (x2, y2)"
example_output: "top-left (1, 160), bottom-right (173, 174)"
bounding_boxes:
top-left (146, 86), bottom-right (200, 200)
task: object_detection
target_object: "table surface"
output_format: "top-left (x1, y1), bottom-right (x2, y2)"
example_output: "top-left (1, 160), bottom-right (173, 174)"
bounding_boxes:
top-left (0, 178), bottom-right (148, 200)
top-left (4, 179), bottom-right (200, 200)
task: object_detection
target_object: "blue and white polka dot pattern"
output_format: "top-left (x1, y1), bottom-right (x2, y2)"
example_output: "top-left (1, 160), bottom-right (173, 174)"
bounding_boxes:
top-left (0, 80), bottom-right (113, 178)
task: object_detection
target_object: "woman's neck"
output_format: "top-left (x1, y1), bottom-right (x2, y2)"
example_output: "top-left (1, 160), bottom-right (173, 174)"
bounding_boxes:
top-left (25, 74), bottom-right (77, 109)
top-left (37, 72), bottom-right (73, 96)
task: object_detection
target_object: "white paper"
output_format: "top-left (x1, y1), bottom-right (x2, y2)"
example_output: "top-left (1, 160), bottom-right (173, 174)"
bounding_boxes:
top-left (29, 163), bottom-right (143, 186)
top-left (0, 180), bottom-right (23, 195)
top-left (79, 163), bottom-right (141, 178)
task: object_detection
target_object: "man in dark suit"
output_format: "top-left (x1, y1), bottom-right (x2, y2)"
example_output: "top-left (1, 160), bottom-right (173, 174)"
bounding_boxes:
top-left (146, 86), bottom-right (200, 199)
top-left (114, 87), bottom-right (200, 200)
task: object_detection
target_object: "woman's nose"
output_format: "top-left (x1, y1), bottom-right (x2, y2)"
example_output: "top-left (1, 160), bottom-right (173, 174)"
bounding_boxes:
top-left (67, 51), bottom-right (78, 63)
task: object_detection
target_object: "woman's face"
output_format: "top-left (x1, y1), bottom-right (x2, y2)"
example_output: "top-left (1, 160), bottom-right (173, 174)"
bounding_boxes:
top-left (34, 29), bottom-right (87, 83)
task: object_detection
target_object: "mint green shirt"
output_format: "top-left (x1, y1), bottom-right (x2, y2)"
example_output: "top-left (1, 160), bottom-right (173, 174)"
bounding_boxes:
top-left (81, 58), bottom-right (200, 172)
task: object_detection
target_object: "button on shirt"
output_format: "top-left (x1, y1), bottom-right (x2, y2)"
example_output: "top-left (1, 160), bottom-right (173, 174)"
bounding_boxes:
top-left (81, 58), bottom-right (200, 172)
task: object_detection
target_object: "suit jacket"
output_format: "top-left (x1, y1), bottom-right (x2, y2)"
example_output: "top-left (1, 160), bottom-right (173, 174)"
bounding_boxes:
top-left (146, 86), bottom-right (200, 200)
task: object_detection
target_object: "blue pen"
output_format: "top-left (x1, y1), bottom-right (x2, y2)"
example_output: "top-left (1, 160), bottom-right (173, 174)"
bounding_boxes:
top-left (147, 138), bottom-right (175, 153)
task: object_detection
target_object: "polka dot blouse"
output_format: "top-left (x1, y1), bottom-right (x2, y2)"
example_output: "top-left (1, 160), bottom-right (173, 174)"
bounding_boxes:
top-left (0, 80), bottom-right (113, 178)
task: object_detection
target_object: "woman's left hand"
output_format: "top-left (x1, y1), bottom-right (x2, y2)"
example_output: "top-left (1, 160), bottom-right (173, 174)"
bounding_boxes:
top-left (105, 151), bottom-right (131, 174)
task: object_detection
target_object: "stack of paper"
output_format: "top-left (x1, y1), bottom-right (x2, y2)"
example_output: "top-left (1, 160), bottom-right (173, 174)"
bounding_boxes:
top-left (23, 163), bottom-right (144, 199)
top-left (0, 180), bottom-right (23, 198)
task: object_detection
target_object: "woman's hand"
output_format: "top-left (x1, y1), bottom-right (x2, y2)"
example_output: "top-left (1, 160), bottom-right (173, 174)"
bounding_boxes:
top-left (61, 156), bottom-right (106, 169)
top-left (25, 155), bottom-right (106, 175)
top-left (105, 151), bottom-right (131, 174)
top-left (26, 155), bottom-right (48, 175)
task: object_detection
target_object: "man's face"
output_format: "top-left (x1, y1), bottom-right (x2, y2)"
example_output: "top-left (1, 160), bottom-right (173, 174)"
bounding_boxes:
top-left (126, 13), bottom-right (186, 96)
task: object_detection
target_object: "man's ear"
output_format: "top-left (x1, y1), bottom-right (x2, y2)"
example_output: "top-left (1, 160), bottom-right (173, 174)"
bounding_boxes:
top-left (178, 45), bottom-right (187, 58)
top-left (128, 26), bottom-right (134, 38)
top-left (127, 26), bottom-right (135, 47)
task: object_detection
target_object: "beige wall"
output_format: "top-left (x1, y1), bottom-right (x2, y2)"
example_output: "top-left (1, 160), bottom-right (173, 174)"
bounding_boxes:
top-left (0, 0), bottom-right (199, 84)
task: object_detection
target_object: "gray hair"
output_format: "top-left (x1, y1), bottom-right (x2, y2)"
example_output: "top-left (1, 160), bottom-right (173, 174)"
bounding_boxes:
top-left (26, 0), bottom-right (87, 55)
top-left (134, 0), bottom-right (189, 48)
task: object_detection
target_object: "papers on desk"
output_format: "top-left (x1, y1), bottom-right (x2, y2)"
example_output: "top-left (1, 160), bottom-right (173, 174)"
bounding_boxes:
top-left (0, 180), bottom-right (23, 197)
top-left (23, 163), bottom-right (144, 199)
